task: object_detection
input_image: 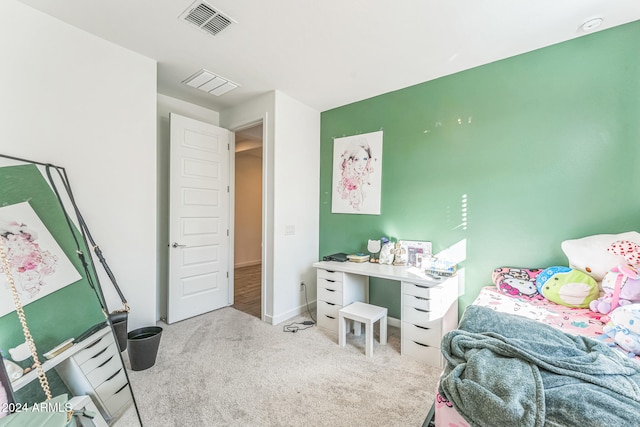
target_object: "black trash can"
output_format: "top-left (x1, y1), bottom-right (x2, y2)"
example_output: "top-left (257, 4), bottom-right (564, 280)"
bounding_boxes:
top-left (110, 315), bottom-right (128, 352)
top-left (127, 326), bottom-right (162, 371)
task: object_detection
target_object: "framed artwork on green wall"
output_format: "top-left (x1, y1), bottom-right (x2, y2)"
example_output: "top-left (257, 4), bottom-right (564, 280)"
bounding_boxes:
top-left (331, 130), bottom-right (383, 215)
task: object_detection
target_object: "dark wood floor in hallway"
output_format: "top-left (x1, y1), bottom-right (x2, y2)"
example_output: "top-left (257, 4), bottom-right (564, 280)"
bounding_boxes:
top-left (233, 263), bottom-right (261, 319)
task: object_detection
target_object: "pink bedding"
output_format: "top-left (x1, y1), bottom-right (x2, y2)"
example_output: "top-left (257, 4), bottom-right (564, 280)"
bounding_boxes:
top-left (434, 286), bottom-right (640, 427)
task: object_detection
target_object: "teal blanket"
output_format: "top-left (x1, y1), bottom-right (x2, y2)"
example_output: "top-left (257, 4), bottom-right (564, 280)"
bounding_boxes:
top-left (438, 305), bottom-right (640, 427)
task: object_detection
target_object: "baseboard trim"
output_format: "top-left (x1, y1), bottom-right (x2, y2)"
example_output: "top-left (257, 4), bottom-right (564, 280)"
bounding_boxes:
top-left (273, 300), bottom-right (318, 325)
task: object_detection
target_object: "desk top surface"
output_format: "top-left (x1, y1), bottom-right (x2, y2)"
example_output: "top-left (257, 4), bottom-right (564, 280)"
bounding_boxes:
top-left (313, 260), bottom-right (451, 286)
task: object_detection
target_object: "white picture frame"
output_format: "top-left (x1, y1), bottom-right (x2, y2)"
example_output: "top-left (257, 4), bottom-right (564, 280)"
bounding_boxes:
top-left (399, 240), bottom-right (432, 267)
top-left (331, 130), bottom-right (383, 215)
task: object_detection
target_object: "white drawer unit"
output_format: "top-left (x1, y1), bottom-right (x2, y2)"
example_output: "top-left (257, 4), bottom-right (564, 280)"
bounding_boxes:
top-left (316, 267), bottom-right (367, 332)
top-left (56, 327), bottom-right (132, 422)
top-left (401, 277), bottom-right (458, 368)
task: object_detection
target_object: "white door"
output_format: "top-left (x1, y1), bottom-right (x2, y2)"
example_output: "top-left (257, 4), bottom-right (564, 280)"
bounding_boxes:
top-left (167, 113), bottom-right (231, 324)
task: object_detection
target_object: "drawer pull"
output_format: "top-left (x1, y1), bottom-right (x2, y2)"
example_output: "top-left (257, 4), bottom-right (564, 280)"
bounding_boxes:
top-left (415, 296), bottom-right (430, 301)
top-left (98, 356), bottom-right (114, 368)
top-left (413, 307), bottom-right (430, 313)
top-left (413, 341), bottom-right (430, 347)
top-left (115, 383), bottom-right (128, 394)
top-left (326, 289), bottom-right (336, 292)
top-left (325, 279), bottom-right (336, 283)
top-left (91, 347), bottom-right (109, 359)
top-left (325, 302), bottom-right (336, 306)
top-left (326, 270), bottom-right (335, 273)
top-left (85, 337), bottom-right (104, 349)
top-left (105, 369), bottom-right (122, 382)
top-left (414, 284), bottom-right (430, 289)
top-left (414, 324), bottom-right (430, 330)
top-left (325, 315), bottom-right (335, 320)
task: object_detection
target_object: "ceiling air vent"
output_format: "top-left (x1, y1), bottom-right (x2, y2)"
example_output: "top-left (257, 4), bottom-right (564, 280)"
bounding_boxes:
top-left (180, 1), bottom-right (235, 37)
top-left (182, 69), bottom-right (239, 96)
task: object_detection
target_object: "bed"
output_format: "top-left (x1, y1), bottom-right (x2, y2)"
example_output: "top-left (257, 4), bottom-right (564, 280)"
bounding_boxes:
top-left (432, 284), bottom-right (640, 427)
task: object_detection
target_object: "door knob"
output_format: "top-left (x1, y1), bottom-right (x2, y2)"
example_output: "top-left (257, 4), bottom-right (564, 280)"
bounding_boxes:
top-left (171, 242), bottom-right (186, 248)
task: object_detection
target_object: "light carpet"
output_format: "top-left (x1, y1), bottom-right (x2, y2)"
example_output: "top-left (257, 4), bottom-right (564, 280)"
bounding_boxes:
top-left (115, 307), bottom-right (441, 427)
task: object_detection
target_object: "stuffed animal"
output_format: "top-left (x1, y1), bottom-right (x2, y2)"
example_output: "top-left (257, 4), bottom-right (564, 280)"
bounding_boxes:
top-left (492, 267), bottom-right (542, 297)
top-left (602, 303), bottom-right (640, 357)
top-left (590, 264), bottom-right (640, 314)
top-left (379, 238), bottom-right (394, 265)
top-left (535, 266), bottom-right (599, 308)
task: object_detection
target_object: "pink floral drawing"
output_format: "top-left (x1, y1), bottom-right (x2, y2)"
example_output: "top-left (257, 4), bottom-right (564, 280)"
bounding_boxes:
top-left (0, 201), bottom-right (81, 316)
top-left (332, 131), bottom-right (383, 215)
top-left (1, 220), bottom-right (57, 298)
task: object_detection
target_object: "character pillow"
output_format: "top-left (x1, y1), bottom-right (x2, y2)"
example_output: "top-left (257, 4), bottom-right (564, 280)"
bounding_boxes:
top-left (561, 231), bottom-right (640, 284)
top-left (492, 267), bottom-right (542, 298)
top-left (536, 266), bottom-right (599, 308)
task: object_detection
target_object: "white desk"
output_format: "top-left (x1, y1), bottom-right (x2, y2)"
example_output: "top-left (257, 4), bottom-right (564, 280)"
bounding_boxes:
top-left (313, 261), bottom-right (458, 367)
top-left (11, 326), bottom-right (132, 423)
top-left (11, 327), bottom-right (111, 391)
top-left (313, 261), bottom-right (449, 287)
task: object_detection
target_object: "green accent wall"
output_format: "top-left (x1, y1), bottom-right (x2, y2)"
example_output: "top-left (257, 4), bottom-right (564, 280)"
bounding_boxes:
top-left (0, 164), bottom-right (106, 366)
top-left (320, 21), bottom-right (640, 319)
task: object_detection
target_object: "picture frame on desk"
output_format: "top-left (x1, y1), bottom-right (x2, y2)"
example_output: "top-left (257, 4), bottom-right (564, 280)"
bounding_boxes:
top-left (399, 240), bottom-right (432, 267)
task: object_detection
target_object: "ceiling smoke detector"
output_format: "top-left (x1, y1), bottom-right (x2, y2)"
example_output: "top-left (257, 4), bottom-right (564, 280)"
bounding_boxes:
top-left (180, 1), bottom-right (235, 37)
top-left (580, 17), bottom-right (604, 33)
top-left (182, 69), bottom-right (239, 96)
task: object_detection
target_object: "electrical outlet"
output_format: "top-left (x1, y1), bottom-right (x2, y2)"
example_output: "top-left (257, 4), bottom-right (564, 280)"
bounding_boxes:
top-left (300, 282), bottom-right (305, 292)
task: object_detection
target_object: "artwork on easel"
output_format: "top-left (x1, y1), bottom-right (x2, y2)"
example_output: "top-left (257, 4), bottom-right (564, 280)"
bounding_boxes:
top-left (0, 201), bottom-right (81, 317)
top-left (331, 130), bottom-right (383, 215)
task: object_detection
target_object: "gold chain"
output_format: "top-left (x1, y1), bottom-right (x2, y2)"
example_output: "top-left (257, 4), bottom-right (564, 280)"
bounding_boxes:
top-left (0, 237), bottom-right (52, 401)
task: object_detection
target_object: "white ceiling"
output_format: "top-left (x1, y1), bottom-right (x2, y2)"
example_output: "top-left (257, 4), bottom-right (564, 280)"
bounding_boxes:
top-left (18, 0), bottom-right (640, 113)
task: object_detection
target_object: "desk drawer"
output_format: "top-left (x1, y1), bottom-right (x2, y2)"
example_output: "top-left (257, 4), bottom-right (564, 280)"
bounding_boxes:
top-left (85, 354), bottom-right (123, 388)
top-left (403, 306), bottom-right (444, 328)
top-left (95, 368), bottom-right (128, 403)
top-left (403, 282), bottom-right (445, 299)
top-left (74, 334), bottom-right (114, 366)
top-left (402, 321), bottom-right (442, 348)
top-left (317, 277), bottom-right (343, 292)
top-left (403, 294), bottom-right (450, 315)
top-left (402, 338), bottom-right (443, 368)
top-left (103, 381), bottom-right (132, 417)
top-left (317, 269), bottom-right (343, 281)
top-left (80, 342), bottom-right (118, 375)
top-left (317, 300), bottom-right (341, 332)
top-left (318, 286), bottom-right (343, 305)
top-left (317, 300), bottom-right (341, 318)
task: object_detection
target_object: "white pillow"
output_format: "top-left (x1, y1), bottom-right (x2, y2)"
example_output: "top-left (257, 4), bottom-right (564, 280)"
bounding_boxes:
top-left (561, 231), bottom-right (640, 282)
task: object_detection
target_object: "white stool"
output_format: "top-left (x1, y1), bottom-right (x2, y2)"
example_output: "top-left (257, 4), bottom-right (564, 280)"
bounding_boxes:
top-left (338, 302), bottom-right (387, 357)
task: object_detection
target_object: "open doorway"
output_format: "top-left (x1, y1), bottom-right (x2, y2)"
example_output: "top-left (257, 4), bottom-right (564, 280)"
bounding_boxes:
top-left (233, 123), bottom-right (263, 319)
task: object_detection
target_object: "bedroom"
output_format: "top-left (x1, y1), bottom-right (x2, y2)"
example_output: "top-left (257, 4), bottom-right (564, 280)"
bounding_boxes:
top-left (1, 0), bottom-right (639, 426)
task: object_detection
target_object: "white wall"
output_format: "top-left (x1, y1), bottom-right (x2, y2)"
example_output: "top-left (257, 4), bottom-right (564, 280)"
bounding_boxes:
top-left (272, 92), bottom-right (320, 323)
top-left (156, 94), bottom-right (220, 320)
top-left (0, 1), bottom-right (157, 330)
top-left (221, 91), bottom-right (320, 324)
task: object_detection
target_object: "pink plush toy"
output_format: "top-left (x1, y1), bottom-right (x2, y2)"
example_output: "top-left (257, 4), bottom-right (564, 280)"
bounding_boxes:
top-left (590, 264), bottom-right (640, 314)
